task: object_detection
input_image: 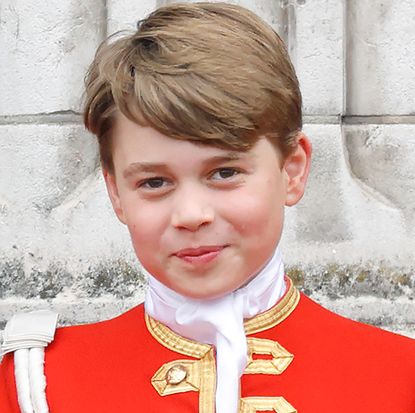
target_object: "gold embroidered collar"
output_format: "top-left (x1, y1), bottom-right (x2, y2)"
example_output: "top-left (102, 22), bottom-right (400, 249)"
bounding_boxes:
top-left (145, 277), bottom-right (300, 357)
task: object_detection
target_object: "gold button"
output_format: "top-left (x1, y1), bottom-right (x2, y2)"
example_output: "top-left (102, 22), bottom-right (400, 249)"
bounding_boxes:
top-left (165, 365), bottom-right (188, 385)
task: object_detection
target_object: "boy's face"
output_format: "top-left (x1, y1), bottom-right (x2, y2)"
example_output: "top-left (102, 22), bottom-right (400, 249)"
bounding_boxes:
top-left (105, 114), bottom-right (310, 299)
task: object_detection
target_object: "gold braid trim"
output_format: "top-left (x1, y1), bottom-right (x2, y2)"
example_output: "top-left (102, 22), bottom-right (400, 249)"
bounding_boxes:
top-left (198, 348), bottom-right (216, 413)
top-left (145, 314), bottom-right (211, 358)
top-left (146, 316), bottom-right (216, 413)
top-left (245, 337), bottom-right (294, 375)
top-left (239, 397), bottom-right (297, 413)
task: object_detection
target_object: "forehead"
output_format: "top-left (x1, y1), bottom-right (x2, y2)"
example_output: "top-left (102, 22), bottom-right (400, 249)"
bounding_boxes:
top-left (114, 115), bottom-right (234, 152)
top-left (111, 113), bottom-right (282, 172)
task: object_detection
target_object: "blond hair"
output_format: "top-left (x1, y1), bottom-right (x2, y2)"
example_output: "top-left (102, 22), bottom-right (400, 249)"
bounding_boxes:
top-left (84, 2), bottom-right (302, 172)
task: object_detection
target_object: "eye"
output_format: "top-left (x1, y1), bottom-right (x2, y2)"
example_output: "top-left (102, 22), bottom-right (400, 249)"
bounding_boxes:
top-left (139, 177), bottom-right (167, 189)
top-left (210, 167), bottom-right (240, 180)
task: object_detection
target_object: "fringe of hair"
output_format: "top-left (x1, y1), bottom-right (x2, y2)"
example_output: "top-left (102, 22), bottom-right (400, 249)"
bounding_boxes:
top-left (84, 2), bottom-right (302, 172)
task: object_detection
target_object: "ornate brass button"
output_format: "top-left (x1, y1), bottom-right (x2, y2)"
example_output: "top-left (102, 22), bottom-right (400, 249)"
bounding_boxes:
top-left (165, 364), bottom-right (188, 385)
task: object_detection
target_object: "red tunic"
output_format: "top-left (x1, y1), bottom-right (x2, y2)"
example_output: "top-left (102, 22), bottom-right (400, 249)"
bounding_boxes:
top-left (1, 279), bottom-right (415, 412)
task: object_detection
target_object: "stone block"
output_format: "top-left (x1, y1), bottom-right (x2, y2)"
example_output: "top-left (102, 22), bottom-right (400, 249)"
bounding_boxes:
top-left (107, 0), bottom-right (158, 34)
top-left (295, 0), bottom-right (344, 115)
top-left (0, 123), bottom-right (133, 266)
top-left (284, 124), bottom-right (352, 248)
top-left (283, 123), bottom-right (415, 268)
top-left (0, 124), bottom-right (99, 215)
top-left (344, 124), bottom-right (415, 226)
top-left (0, 0), bottom-right (106, 115)
top-left (346, 0), bottom-right (415, 115)
top-left (229, 0), bottom-right (285, 31)
top-left (0, 132), bottom-right (137, 300)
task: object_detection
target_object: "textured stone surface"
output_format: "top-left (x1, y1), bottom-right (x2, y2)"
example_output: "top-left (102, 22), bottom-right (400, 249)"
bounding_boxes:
top-left (286, 264), bottom-right (415, 301)
top-left (298, 263), bottom-right (415, 338)
top-left (0, 0), bottom-right (106, 115)
top-left (1, 271), bottom-right (413, 338)
top-left (227, 0), bottom-right (285, 32)
top-left (0, 257), bottom-right (144, 299)
top-left (107, 0), bottom-right (158, 34)
top-left (346, 0), bottom-right (415, 115)
top-left (296, 0), bottom-right (344, 115)
top-left (0, 124), bottom-right (99, 214)
top-left (0, 124), bottom-right (135, 284)
top-left (0, 171), bottom-right (133, 269)
top-left (283, 124), bottom-right (415, 267)
top-left (284, 124), bottom-right (352, 247)
top-left (344, 124), bottom-right (415, 224)
top-left (161, 0), bottom-right (286, 34)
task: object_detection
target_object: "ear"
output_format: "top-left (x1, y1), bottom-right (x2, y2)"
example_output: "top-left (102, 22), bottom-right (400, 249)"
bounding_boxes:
top-left (103, 169), bottom-right (127, 224)
top-left (283, 132), bottom-right (312, 207)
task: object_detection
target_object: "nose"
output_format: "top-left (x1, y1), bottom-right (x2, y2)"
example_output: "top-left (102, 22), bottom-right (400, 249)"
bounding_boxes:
top-left (171, 187), bottom-right (214, 231)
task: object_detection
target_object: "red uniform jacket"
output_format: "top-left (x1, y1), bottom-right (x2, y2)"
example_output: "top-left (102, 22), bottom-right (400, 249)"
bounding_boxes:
top-left (1, 279), bottom-right (415, 412)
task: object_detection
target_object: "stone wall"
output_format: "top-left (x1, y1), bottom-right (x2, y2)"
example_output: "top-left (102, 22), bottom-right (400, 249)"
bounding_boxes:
top-left (0, 0), bottom-right (414, 337)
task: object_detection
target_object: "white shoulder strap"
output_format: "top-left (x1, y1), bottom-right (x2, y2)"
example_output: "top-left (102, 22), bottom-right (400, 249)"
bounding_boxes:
top-left (1, 310), bottom-right (58, 413)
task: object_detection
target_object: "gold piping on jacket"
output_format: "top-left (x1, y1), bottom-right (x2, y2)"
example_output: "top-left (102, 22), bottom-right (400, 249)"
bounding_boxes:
top-left (239, 397), bottom-right (297, 413)
top-left (245, 337), bottom-right (294, 375)
top-left (198, 348), bottom-right (216, 413)
top-left (146, 316), bottom-right (216, 413)
top-left (145, 314), bottom-right (211, 358)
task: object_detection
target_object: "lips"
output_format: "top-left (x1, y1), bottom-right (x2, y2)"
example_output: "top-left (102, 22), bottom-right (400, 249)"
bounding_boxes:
top-left (175, 246), bottom-right (224, 258)
top-left (173, 245), bottom-right (226, 265)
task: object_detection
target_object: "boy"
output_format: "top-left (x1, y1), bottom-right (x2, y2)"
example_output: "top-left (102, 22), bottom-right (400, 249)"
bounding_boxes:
top-left (1, 2), bottom-right (414, 413)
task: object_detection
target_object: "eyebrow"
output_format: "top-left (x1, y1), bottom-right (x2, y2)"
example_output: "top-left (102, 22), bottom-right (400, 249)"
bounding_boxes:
top-left (122, 152), bottom-right (246, 179)
top-left (123, 162), bottom-right (168, 179)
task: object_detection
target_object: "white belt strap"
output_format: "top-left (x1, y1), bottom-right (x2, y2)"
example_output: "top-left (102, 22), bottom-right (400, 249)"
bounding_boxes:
top-left (1, 310), bottom-right (58, 413)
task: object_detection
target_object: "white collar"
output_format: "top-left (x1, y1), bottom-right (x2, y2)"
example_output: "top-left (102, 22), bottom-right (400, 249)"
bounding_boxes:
top-left (144, 246), bottom-right (286, 413)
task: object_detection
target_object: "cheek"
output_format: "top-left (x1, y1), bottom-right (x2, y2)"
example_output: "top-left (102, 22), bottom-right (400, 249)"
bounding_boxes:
top-left (126, 214), bottom-right (165, 276)
top-left (123, 203), bottom-right (166, 247)
top-left (224, 185), bottom-right (284, 235)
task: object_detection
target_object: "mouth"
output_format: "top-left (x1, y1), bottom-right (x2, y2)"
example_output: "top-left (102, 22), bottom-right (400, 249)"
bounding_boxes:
top-left (173, 245), bottom-right (227, 265)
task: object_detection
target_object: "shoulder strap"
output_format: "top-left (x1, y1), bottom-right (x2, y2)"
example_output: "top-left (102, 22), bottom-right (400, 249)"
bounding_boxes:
top-left (1, 310), bottom-right (58, 413)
